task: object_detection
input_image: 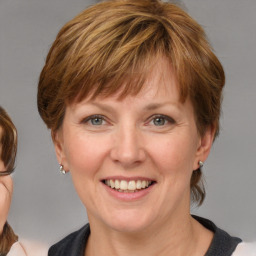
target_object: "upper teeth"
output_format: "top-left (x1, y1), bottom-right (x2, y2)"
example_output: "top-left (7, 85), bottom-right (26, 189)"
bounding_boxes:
top-left (105, 179), bottom-right (152, 191)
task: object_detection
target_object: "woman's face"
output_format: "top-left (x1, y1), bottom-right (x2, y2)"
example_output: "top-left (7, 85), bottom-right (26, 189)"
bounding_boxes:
top-left (0, 127), bottom-right (13, 234)
top-left (55, 58), bottom-right (214, 233)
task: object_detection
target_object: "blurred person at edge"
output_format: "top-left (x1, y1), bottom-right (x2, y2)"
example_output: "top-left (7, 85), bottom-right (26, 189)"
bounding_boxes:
top-left (0, 106), bottom-right (48, 256)
top-left (37, 0), bottom-right (256, 255)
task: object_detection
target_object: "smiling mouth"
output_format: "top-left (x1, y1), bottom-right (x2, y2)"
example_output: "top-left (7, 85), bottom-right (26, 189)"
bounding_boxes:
top-left (103, 179), bottom-right (155, 193)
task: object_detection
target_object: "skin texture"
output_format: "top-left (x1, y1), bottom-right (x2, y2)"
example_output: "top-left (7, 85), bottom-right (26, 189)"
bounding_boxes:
top-left (0, 127), bottom-right (13, 235)
top-left (54, 58), bottom-right (215, 256)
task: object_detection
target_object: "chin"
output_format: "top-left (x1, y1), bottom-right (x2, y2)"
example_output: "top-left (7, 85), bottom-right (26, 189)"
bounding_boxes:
top-left (103, 210), bottom-right (156, 233)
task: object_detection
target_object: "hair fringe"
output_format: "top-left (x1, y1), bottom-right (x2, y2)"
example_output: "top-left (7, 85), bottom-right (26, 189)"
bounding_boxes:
top-left (0, 106), bottom-right (17, 174)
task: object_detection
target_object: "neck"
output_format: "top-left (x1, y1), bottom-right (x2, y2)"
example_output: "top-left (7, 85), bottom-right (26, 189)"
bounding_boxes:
top-left (85, 214), bottom-right (213, 256)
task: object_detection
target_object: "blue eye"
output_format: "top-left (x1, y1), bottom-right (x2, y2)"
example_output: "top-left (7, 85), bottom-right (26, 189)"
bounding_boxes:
top-left (90, 117), bottom-right (104, 125)
top-left (149, 115), bottom-right (175, 127)
top-left (153, 117), bottom-right (167, 126)
top-left (83, 115), bottom-right (106, 126)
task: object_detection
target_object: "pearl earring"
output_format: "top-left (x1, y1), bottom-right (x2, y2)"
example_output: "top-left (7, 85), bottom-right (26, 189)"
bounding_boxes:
top-left (59, 164), bottom-right (67, 174)
top-left (198, 160), bottom-right (204, 168)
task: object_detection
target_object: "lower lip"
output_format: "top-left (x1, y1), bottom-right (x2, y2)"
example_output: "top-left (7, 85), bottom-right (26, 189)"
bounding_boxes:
top-left (102, 182), bottom-right (155, 201)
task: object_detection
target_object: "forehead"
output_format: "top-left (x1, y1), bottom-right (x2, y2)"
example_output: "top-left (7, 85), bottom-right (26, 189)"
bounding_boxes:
top-left (69, 59), bottom-right (184, 114)
top-left (74, 56), bottom-right (181, 104)
top-left (131, 58), bottom-right (179, 100)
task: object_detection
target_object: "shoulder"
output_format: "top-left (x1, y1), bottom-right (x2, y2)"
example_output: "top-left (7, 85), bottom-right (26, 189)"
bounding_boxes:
top-left (7, 240), bottom-right (48, 256)
top-left (7, 242), bottom-right (26, 256)
top-left (232, 242), bottom-right (256, 256)
top-left (48, 224), bottom-right (90, 256)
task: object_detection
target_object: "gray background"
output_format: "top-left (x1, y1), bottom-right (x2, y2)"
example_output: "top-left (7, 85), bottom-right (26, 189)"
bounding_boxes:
top-left (0, 0), bottom-right (255, 246)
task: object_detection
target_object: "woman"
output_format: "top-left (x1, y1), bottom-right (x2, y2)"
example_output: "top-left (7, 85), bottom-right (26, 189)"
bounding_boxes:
top-left (37, 0), bottom-right (251, 255)
top-left (0, 107), bottom-right (48, 256)
top-left (0, 106), bottom-right (19, 256)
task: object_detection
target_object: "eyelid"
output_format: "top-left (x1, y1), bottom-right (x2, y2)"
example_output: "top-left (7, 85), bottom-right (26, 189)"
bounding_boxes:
top-left (81, 114), bottom-right (106, 124)
top-left (80, 114), bottom-right (175, 126)
top-left (146, 114), bottom-right (176, 125)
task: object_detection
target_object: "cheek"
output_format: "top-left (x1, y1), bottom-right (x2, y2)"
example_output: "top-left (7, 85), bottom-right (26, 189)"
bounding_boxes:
top-left (148, 133), bottom-right (198, 176)
top-left (64, 133), bottom-right (109, 177)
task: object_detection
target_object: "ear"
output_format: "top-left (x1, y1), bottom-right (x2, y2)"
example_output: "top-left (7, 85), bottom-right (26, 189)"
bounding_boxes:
top-left (52, 130), bottom-right (70, 173)
top-left (193, 125), bottom-right (215, 170)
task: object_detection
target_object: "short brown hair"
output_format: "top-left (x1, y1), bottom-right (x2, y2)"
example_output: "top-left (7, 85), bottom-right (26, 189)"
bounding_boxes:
top-left (0, 106), bottom-right (17, 175)
top-left (38, 0), bottom-right (225, 205)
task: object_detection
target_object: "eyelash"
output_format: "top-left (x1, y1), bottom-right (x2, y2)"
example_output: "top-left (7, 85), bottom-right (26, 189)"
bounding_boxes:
top-left (82, 115), bottom-right (107, 126)
top-left (81, 114), bottom-right (175, 127)
top-left (147, 114), bottom-right (176, 127)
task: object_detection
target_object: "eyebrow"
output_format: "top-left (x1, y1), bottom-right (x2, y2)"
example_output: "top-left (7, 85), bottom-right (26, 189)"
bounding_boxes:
top-left (143, 102), bottom-right (180, 111)
top-left (89, 102), bottom-right (116, 112)
top-left (144, 103), bottom-right (166, 111)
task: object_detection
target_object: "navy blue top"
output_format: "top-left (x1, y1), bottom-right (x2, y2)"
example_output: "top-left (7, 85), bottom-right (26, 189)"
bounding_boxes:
top-left (48, 216), bottom-right (242, 256)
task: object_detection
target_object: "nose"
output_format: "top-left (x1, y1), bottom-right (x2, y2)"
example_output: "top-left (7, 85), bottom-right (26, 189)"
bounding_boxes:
top-left (110, 124), bottom-right (146, 168)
